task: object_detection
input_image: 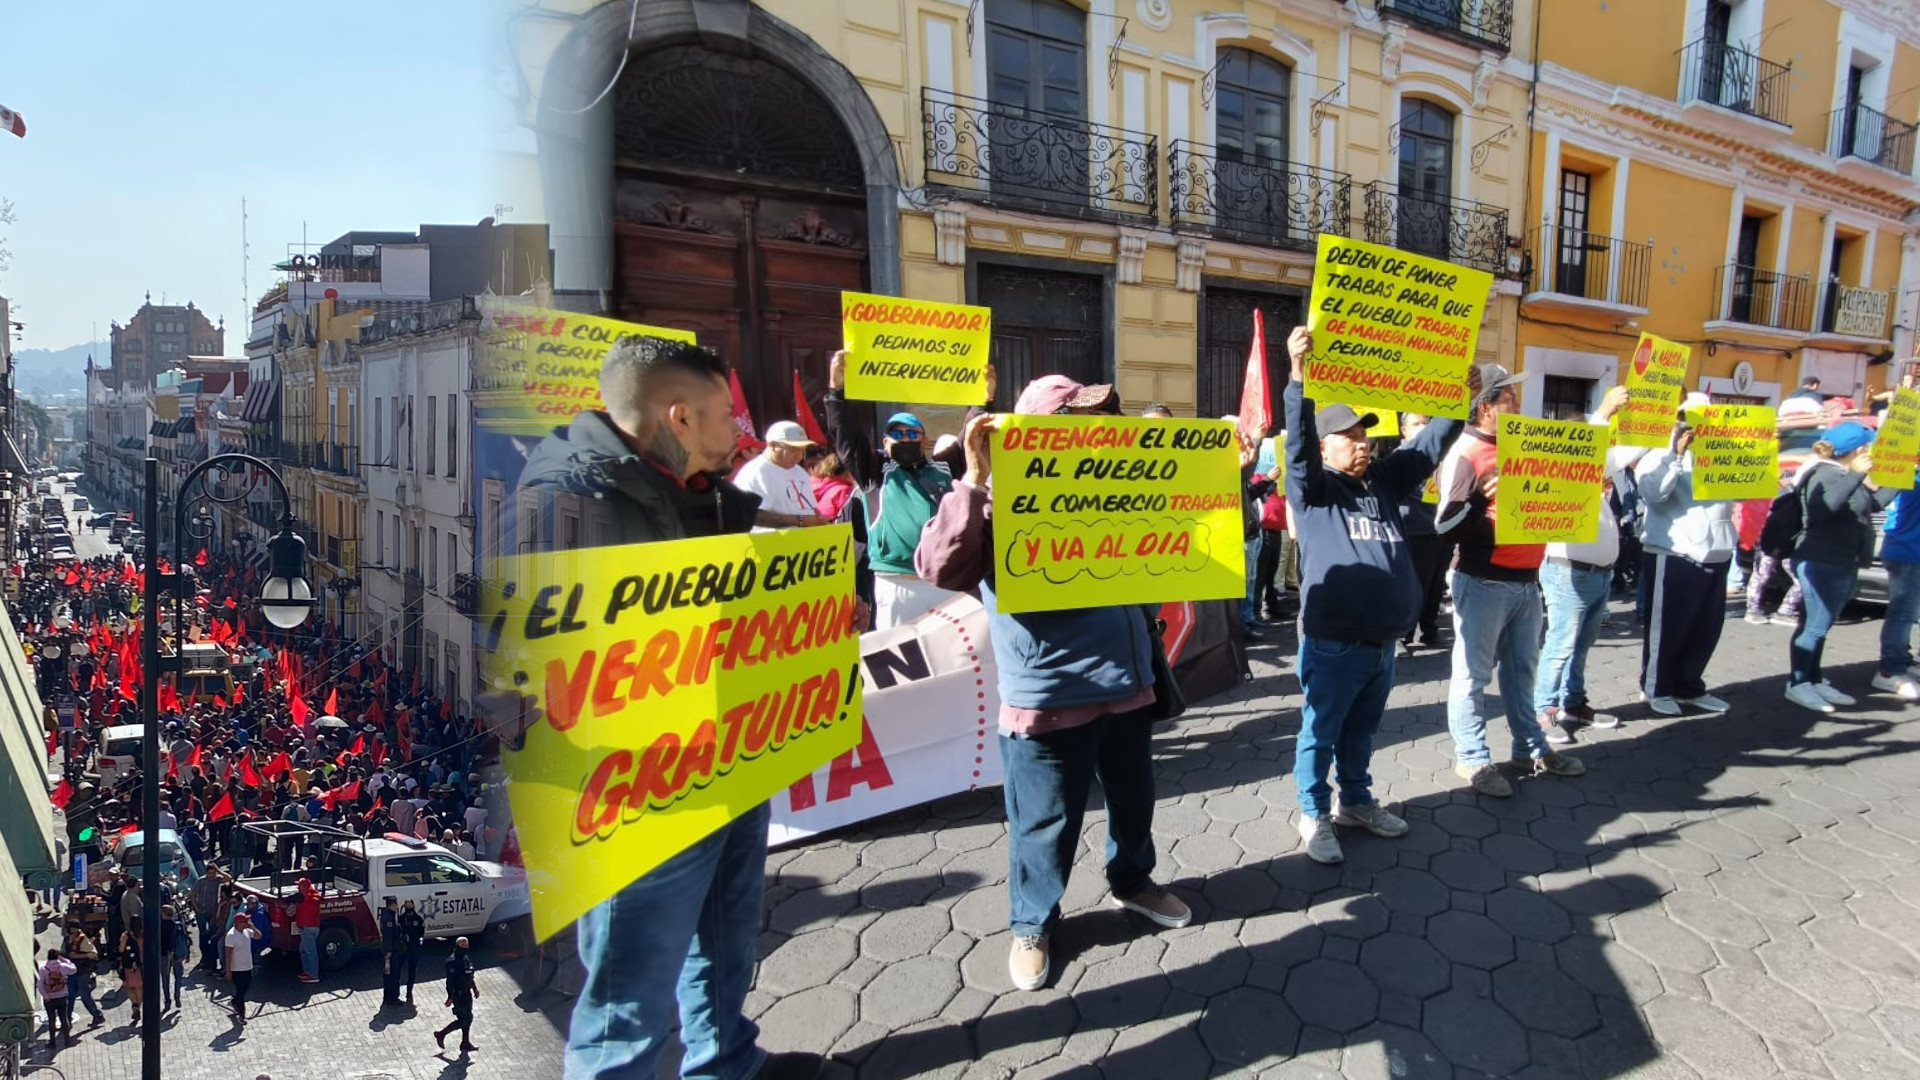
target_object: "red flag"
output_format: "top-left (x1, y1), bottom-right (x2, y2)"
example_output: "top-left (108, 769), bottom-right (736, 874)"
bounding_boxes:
top-left (207, 791), bottom-right (235, 822)
top-left (232, 680), bottom-right (244, 707)
top-left (349, 733), bottom-right (365, 755)
top-left (214, 693), bottom-right (227, 709)
top-left (119, 822), bottom-right (140, 836)
top-left (290, 694), bottom-right (310, 729)
top-left (0, 105), bottom-right (26, 139)
top-left (263, 750), bottom-right (291, 781)
top-left (222, 758), bottom-right (234, 784)
top-left (158, 681), bottom-right (179, 715)
top-left (188, 744), bottom-right (203, 769)
top-left (240, 755), bottom-right (262, 787)
top-left (324, 688), bottom-right (339, 717)
top-left (793, 369), bottom-right (828, 445)
top-left (49, 779), bottom-right (72, 809)
top-left (166, 753), bottom-right (179, 780)
top-left (64, 568), bottom-right (79, 586)
top-left (370, 739), bottom-right (387, 766)
top-left (194, 548), bottom-right (208, 566)
top-left (367, 697), bottom-right (385, 725)
top-left (1237, 308), bottom-right (1273, 445)
top-left (348, 658), bottom-right (362, 679)
top-left (727, 368), bottom-right (759, 455)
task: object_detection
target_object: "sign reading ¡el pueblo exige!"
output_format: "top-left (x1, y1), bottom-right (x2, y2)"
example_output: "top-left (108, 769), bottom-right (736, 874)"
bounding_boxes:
top-left (991, 416), bottom-right (1246, 614)
top-left (482, 526), bottom-right (864, 940)
top-left (1684, 404), bottom-right (1779, 501)
top-left (1304, 233), bottom-right (1492, 420)
top-left (1494, 415), bottom-right (1609, 543)
top-left (841, 291), bottom-right (992, 406)
top-left (1870, 388), bottom-right (1920, 492)
top-left (1614, 333), bottom-right (1691, 448)
top-left (475, 298), bottom-right (696, 437)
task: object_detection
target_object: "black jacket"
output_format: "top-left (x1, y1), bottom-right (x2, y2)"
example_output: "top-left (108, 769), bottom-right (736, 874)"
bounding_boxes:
top-left (516, 411), bottom-right (761, 548)
top-left (1793, 460), bottom-right (1897, 569)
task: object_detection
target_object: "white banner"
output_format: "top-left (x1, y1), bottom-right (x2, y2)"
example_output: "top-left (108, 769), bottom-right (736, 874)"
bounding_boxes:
top-left (770, 594), bottom-right (1004, 845)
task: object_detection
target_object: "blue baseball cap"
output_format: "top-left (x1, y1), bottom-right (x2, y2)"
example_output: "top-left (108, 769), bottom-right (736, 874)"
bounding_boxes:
top-left (1825, 422), bottom-right (1876, 457)
top-left (885, 412), bottom-right (925, 433)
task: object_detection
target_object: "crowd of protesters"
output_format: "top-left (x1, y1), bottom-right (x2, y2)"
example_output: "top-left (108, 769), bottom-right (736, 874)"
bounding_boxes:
top-left (19, 539), bottom-right (507, 1053)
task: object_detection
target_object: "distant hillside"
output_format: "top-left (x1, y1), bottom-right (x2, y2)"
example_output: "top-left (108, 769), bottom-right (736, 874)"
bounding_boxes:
top-left (11, 341), bottom-right (100, 401)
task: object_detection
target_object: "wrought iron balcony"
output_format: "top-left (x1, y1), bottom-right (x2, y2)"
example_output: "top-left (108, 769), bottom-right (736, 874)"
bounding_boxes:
top-left (1168, 141), bottom-right (1351, 251)
top-left (1829, 102), bottom-right (1917, 174)
top-left (1379, 0), bottom-right (1513, 53)
top-left (1713, 262), bottom-right (1813, 331)
top-left (1526, 226), bottom-right (1652, 310)
top-left (452, 572), bottom-right (480, 617)
top-left (1679, 38), bottom-right (1791, 126)
top-left (1819, 281), bottom-right (1892, 339)
top-left (327, 442), bottom-right (358, 476)
top-left (1361, 181), bottom-right (1509, 276)
top-left (921, 88), bottom-right (1157, 226)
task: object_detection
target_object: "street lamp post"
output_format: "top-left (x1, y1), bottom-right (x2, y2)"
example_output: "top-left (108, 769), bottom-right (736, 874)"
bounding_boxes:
top-left (139, 453), bottom-right (312, 1079)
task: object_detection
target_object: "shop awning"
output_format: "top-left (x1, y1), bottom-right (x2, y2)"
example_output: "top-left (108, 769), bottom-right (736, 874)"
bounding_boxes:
top-left (240, 379), bottom-right (281, 423)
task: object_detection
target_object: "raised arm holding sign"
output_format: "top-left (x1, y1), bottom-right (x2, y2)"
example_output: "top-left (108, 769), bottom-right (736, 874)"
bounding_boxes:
top-left (841, 291), bottom-right (992, 406)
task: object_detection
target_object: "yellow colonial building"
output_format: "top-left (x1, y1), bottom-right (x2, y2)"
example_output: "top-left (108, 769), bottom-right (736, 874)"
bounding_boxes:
top-left (268, 290), bottom-right (368, 628)
top-left (1515, 0), bottom-right (1920, 417)
top-left (501, 0), bottom-right (1542, 427)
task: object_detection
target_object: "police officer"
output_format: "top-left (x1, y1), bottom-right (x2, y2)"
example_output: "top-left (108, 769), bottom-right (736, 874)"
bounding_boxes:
top-left (397, 898), bottom-right (425, 1004)
top-left (378, 896), bottom-right (403, 1008)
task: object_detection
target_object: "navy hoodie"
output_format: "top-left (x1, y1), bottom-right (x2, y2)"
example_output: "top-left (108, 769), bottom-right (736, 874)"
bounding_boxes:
top-left (1283, 382), bottom-right (1464, 643)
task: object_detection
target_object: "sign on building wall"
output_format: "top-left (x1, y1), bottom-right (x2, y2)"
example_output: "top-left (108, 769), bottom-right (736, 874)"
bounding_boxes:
top-left (1832, 285), bottom-right (1890, 340)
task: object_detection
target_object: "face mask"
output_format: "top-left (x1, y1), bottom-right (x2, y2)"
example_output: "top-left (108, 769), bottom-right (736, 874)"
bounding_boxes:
top-left (888, 441), bottom-right (924, 466)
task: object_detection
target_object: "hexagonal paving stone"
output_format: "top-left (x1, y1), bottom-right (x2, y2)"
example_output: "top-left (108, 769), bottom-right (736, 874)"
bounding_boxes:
top-left (859, 953), bottom-right (962, 1029)
top-left (759, 927), bottom-right (861, 995)
top-left (1431, 850), bottom-right (1507, 893)
top-left (1199, 985), bottom-right (1302, 1068)
top-left (1643, 995), bottom-right (1776, 1080)
top-left (757, 984), bottom-right (858, 1054)
top-left (1818, 1034), bottom-right (1920, 1080)
top-left (1073, 953), bottom-right (1172, 1031)
top-left (860, 904), bottom-right (954, 964)
top-left (1282, 957), bottom-right (1380, 1033)
top-left (1709, 866), bottom-right (1817, 925)
top-left (1170, 832), bottom-right (1245, 875)
top-left (1755, 939), bottom-right (1884, 1013)
top-left (1427, 910), bottom-right (1516, 969)
top-left (1160, 925), bottom-right (1252, 998)
top-left (1372, 866), bottom-right (1453, 917)
top-left (1306, 889), bottom-right (1390, 941)
top-left (1341, 1022), bottom-right (1452, 1080)
top-left (1556, 935), bottom-right (1663, 1005)
top-left (1485, 886), bottom-right (1576, 944)
top-left (1481, 833), bottom-right (1556, 876)
top-left (1205, 791), bottom-right (1267, 824)
top-left (1434, 803), bottom-right (1499, 839)
top-left (1703, 966), bottom-right (1833, 1047)
top-left (1662, 892), bottom-right (1769, 950)
top-left (1751, 852), bottom-right (1856, 901)
top-left (1801, 918), bottom-right (1920, 981)
top-left (1681, 815), bottom-right (1775, 854)
top-left (974, 988), bottom-right (1081, 1072)
top-left (1422, 989), bottom-right (1531, 1076)
top-left (861, 832), bottom-right (938, 870)
top-left (1358, 932), bottom-right (1452, 999)
top-left (1491, 960), bottom-right (1601, 1039)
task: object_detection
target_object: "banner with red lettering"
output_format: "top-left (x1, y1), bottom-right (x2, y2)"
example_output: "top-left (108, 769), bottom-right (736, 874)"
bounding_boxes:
top-left (475, 298), bottom-right (698, 437)
top-left (771, 594), bottom-right (1003, 844)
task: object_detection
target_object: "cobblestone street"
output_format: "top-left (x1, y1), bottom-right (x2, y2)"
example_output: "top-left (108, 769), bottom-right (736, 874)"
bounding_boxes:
top-left (41, 604), bottom-right (1920, 1079)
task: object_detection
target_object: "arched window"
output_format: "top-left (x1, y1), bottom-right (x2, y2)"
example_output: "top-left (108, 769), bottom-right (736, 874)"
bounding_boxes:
top-left (1215, 48), bottom-right (1290, 166)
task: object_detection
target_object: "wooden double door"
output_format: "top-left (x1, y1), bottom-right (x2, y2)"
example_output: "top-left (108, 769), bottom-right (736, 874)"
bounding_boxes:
top-left (612, 176), bottom-right (867, 439)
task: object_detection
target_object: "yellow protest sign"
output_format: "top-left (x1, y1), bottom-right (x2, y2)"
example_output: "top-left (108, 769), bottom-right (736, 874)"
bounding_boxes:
top-left (1686, 404), bottom-right (1779, 501)
top-left (841, 291), bottom-right (991, 406)
top-left (1614, 333), bottom-right (1691, 448)
top-left (475, 299), bottom-right (696, 437)
top-left (1870, 389), bottom-right (1920, 491)
top-left (1304, 234), bottom-right (1492, 420)
top-left (1420, 474), bottom-right (1440, 505)
top-left (481, 526), bottom-right (864, 939)
top-left (991, 416), bottom-right (1246, 614)
top-left (1494, 415), bottom-right (1608, 543)
top-left (1358, 408), bottom-right (1400, 437)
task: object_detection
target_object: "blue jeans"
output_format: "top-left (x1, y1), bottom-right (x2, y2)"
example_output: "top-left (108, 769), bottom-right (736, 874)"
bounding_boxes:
top-left (1001, 711), bottom-right (1158, 938)
top-left (1294, 636), bottom-right (1395, 816)
top-left (1241, 536), bottom-right (1260, 627)
top-left (565, 801), bottom-right (770, 1080)
top-left (1791, 560), bottom-right (1858, 686)
top-left (1447, 572), bottom-right (1551, 767)
top-left (72, 968), bottom-right (102, 1021)
top-left (1535, 560), bottom-right (1612, 715)
top-left (1880, 560), bottom-right (1920, 677)
top-left (299, 926), bottom-right (318, 978)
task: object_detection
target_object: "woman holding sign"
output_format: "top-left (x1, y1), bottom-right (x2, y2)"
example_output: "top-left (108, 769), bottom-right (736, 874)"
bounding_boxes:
top-left (1782, 423), bottom-right (1896, 713)
top-left (916, 374), bottom-right (1193, 993)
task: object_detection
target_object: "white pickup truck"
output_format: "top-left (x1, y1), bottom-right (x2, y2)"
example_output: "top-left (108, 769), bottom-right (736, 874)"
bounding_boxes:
top-left (233, 822), bottom-right (530, 971)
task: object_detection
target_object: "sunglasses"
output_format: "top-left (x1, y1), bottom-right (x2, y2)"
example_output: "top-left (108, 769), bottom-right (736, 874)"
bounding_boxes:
top-left (887, 426), bottom-right (924, 440)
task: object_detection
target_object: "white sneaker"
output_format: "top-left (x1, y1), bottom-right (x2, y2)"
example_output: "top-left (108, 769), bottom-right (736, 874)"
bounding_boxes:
top-left (1813, 681), bottom-right (1857, 707)
top-left (1299, 814), bottom-right (1344, 864)
top-left (1332, 798), bottom-right (1410, 838)
top-left (1872, 673), bottom-right (1920, 701)
top-left (1645, 696), bottom-right (1682, 716)
top-left (1785, 682), bottom-right (1836, 713)
top-left (1743, 612), bottom-right (1769, 625)
top-left (1680, 693), bottom-right (1730, 713)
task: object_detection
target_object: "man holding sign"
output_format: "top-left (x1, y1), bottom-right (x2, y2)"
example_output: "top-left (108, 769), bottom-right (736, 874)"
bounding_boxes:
top-left (917, 374), bottom-right (1195, 993)
top-left (1281, 328), bottom-right (1464, 864)
top-left (489, 336), bottom-right (824, 1080)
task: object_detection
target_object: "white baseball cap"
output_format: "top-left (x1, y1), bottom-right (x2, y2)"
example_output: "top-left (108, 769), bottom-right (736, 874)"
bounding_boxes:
top-left (763, 420), bottom-right (814, 447)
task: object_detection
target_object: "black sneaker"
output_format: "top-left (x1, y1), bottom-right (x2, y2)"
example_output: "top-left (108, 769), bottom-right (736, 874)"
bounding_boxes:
top-left (1537, 708), bottom-right (1575, 746)
top-left (1242, 625), bottom-right (1266, 642)
top-left (1560, 702), bottom-right (1621, 730)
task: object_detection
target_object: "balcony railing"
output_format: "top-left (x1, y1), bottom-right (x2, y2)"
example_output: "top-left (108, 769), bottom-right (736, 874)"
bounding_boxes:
top-left (1379, 0), bottom-right (1514, 53)
top-left (326, 535), bottom-right (342, 569)
top-left (1829, 102), bottom-right (1917, 174)
top-left (1527, 226), bottom-right (1652, 309)
top-left (1168, 141), bottom-right (1351, 251)
top-left (1679, 37), bottom-right (1791, 126)
top-left (921, 88), bottom-right (1157, 225)
top-left (1820, 281), bottom-right (1892, 339)
top-left (327, 442), bottom-right (358, 476)
top-left (1361, 181), bottom-right (1509, 276)
top-left (452, 572), bottom-right (480, 617)
top-left (1713, 262), bottom-right (1813, 331)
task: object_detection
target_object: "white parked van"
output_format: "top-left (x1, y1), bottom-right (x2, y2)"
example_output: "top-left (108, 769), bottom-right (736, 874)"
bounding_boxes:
top-left (98, 723), bottom-right (145, 785)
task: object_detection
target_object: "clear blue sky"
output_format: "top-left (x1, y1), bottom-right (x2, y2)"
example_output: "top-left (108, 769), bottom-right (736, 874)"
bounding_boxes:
top-left (0, 1), bottom-right (503, 353)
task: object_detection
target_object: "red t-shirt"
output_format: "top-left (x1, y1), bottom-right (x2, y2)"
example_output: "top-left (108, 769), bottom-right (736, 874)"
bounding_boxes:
top-left (295, 882), bottom-right (321, 928)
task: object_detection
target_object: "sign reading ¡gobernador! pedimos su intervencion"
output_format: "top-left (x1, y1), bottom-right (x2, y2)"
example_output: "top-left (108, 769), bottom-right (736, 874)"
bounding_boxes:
top-left (841, 291), bottom-right (992, 407)
top-left (991, 416), bottom-right (1246, 614)
top-left (482, 526), bottom-right (864, 940)
top-left (1304, 234), bottom-right (1492, 421)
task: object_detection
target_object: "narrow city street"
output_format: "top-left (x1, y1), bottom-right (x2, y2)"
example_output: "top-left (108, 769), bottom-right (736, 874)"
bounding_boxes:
top-left (28, 606), bottom-right (1917, 1080)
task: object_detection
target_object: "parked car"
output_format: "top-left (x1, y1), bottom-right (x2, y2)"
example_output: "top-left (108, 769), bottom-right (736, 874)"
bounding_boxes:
top-left (71, 496), bottom-right (90, 513)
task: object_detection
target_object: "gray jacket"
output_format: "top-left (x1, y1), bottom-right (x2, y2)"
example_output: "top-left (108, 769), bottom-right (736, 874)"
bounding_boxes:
top-left (1634, 449), bottom-right (1738, 564)
top-left (1792, 458), bottom-right (1896, 569)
